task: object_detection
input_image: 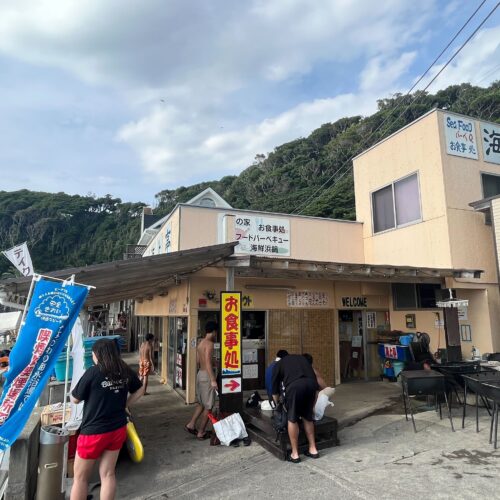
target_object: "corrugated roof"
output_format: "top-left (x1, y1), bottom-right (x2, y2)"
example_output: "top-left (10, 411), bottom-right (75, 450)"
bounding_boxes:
top-left (0, 242), bottom-right (237, 305)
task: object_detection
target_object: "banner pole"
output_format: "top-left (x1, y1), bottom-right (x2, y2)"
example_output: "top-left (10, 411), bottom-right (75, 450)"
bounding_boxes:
top-left (62, 335), bottom-right (71, 428)
top-left (18, 274), bottom-right (39, 332)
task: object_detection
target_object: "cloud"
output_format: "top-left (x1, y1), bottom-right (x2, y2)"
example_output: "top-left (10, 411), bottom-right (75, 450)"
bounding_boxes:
top-left (1, 0), bottom-right (498, 199)
top-left (426, 26), bottom-right (500, 91)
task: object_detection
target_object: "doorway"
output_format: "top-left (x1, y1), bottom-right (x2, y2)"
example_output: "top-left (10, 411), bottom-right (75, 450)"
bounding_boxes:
top-left (167, 317), bottom-right (188, 395)
top-left (339, 310), bottom-right (390, 381)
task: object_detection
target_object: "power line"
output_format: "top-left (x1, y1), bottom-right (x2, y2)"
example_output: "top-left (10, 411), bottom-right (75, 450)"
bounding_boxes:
top-left (292, 1), bottom-right (498, 216)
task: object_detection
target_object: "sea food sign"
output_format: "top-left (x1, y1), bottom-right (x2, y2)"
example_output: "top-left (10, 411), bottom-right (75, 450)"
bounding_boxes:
top-left (444, 113), bottom-right (478, 160)
top-left (220, 292), bottom-right (242, 380)
top-left (0, 277), bottom-right (88, 450)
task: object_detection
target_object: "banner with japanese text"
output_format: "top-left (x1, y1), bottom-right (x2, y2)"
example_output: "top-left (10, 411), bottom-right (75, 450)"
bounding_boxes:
top-left (2, 242), bottom-right (34, 276)
top-left (0, 277), bottom-right (89, 450)
top-left (220, 292), bottom-right (241, 377)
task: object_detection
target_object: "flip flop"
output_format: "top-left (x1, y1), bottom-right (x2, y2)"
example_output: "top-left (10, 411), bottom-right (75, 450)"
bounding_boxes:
top-left (197, 431), bottom-right (211, 440)
top-left (184, 425), bottom-right (197, 436)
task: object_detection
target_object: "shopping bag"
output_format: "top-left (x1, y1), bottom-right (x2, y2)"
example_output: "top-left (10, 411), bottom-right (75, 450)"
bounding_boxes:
top-left (211, 412), bottom-right (248, 446)
top-left (313, 387), bottom-right (335, 421)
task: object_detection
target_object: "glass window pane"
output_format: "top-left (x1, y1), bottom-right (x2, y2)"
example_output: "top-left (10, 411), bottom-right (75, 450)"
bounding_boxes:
top-left (482, 174), bottom-right (500, 198)
top-left (394, 174), bottom-right (421, 226)
top-left (417, 284), bottom-right (440, 308)
top-left (372, 185), bottom-right (395, 233)
top-left (393, 283), bottom-right (417, 309)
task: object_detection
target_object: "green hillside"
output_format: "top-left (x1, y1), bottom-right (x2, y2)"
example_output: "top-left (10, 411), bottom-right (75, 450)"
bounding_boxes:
top-left (1, 82), bottom-right (499, 276)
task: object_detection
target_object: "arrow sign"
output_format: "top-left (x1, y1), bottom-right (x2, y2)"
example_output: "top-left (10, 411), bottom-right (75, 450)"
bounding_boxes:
top-left (221, 377), bottom-right (241, 394)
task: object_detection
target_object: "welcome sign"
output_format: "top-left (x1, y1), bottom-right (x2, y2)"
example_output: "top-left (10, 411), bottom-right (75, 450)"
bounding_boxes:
top-left (0, 277), bottom-right (89, 450)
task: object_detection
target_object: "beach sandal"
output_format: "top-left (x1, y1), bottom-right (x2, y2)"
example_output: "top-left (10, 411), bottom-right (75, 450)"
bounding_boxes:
top-left (197, 431), bottom-right (211, 440)
top-left (184, 425), bottom-right (197, 436)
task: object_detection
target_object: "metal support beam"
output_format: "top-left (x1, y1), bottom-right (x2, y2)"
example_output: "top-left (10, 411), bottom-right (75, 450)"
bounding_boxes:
top-left (226, 267), bottom-right (235, 291)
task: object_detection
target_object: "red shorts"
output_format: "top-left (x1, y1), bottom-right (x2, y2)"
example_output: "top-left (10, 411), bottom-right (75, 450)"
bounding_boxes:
top-left (77, 426), bottom-right (127, 460)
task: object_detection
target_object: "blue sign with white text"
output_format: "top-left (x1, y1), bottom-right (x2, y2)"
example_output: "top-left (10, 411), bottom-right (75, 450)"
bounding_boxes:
top-left (0, 278), bottom-right (89, 450)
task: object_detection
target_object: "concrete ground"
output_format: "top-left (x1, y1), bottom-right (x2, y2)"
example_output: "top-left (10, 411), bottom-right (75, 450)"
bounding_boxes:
top-left (105, 367), bottom-right (500, 500)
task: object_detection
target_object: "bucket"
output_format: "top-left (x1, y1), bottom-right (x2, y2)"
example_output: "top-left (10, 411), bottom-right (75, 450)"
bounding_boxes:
top-left (54, 357), bottom-right (73, 381)
top-left (399, 334), bottom-right (414, 346)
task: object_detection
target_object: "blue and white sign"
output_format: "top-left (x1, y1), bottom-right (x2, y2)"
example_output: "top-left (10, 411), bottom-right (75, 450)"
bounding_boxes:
top-left (0, 277), bottom-right (89, 450)
top-left (444, 113), bottom-right (478, 160)
top-left (481, 122), bottom-right (500, 165)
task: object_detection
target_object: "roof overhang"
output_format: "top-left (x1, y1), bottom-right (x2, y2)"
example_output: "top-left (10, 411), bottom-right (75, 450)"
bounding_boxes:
top-left (0, 242), bottom-right (237, 306)
top-left (221, 255), bottom-right (483, 283)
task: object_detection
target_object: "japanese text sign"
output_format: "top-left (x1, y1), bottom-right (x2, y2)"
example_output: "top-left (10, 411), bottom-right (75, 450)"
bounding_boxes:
top-left (444, 113), bottom-right (478, 160)
top-left (220, 292), bottom-right (242, 378)
top-left (2, 242), bottom-right (34, 276)
top-left (481, 121), bottom-right (500, 165)
top-left (234, 216), bottom-right (290, 256)
top-left (0, 277), bottom-right (89, 450)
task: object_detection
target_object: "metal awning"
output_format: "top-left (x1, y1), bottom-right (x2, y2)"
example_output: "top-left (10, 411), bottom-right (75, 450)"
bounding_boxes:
top-left (0, 242), bottom-right (237, 305)
top-left (222, 255), bottom-right (483, 283)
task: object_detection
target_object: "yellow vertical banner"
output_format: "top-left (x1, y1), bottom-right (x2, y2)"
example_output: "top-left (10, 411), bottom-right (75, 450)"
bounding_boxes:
top-left (221, 292), bottom-right (242, 376)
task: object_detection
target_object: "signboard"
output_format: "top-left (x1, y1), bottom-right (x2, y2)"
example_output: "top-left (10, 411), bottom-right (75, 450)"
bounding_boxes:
top-left (243, 364), bottom-right (258, 379)
top-left (481, 122), bottom-right (500, 165)
top-left (287, 291), bottom-right (328, 307)
top-left (341, 296), bottom-right (367, 308)
top-left (221, 377), bottom-right (241, 394)
top-left (220, 292), bottom-right (242, 378)
top-left (366, 312), bottom-right (376, 329)
top-left (444, 113), bottom-right (478, 160)
top-left (351, 335), bottom-right (362, 348)
top-left (235, 216), bottom-right (290, 256)
top-left (165, 222), bottom-right (172, 253)
top-left (458, 306), bottom-right (468, 321)
top-left (0, 277), bottom-right (89, 451)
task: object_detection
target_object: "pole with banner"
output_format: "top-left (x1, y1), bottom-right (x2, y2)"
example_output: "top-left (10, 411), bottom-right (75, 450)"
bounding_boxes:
top-left (220, 291), bottom-right (243, 413)
top-left (0, 274), bottom-right (90, 451)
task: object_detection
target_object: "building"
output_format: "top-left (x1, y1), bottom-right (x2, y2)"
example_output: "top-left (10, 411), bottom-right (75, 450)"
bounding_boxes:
top-left (133, 109), bottom-right (500, 404)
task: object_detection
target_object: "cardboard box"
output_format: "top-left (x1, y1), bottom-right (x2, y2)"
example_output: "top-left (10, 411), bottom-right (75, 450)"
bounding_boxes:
top-left (40, 404), bottom-right (71, 426)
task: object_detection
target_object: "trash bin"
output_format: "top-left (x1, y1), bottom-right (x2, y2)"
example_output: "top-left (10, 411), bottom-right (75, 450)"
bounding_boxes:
top-left (36, 425), bottom-right (69, 500)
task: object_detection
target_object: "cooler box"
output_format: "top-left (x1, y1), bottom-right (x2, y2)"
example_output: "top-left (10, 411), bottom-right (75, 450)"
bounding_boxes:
top-left (378, 343), bottom-right (411, 362)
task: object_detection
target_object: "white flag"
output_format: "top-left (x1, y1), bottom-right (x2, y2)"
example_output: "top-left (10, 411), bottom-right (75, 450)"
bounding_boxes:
top-left (2, 242), bottom-right (34, 276)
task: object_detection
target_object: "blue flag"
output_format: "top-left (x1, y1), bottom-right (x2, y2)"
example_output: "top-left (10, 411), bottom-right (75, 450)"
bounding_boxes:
top-left (0, 277), bottom-right (89, 450)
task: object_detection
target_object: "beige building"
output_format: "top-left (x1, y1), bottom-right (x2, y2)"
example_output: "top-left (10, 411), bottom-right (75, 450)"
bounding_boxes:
top-left (134, 109), bottom-right (500, 404)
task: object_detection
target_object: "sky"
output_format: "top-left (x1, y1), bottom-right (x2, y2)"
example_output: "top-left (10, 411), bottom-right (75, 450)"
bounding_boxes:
top-left (0, 0), bottom-right (499, 205)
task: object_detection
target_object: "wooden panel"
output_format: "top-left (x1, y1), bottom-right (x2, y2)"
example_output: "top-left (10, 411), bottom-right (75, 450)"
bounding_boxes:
top-left (267, 310), bottom-right (302, 365)
top-left (302, 310), bottom-right (335, 387)
top-left (267, 309), bottom-right (336, 387)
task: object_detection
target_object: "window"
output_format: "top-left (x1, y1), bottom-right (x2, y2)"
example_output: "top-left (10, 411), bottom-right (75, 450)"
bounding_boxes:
top-left (372, 173), bottom-right (421, 233)
top-left (392, 283), bottom-right (441, 310)
top-left (482, 173), bottom-right (500, 199)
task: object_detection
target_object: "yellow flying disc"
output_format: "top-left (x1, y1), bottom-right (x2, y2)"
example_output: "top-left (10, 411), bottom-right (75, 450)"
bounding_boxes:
top-left (126, 420), bottom-right (144, 463)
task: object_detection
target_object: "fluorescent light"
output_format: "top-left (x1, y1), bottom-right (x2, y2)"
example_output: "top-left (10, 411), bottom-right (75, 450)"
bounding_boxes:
top-left (245, 284), bottom-right (296, 291)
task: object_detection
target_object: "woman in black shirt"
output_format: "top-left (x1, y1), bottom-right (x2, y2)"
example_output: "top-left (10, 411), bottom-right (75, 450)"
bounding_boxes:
top-left (70, 339), bottom-right (144, 500)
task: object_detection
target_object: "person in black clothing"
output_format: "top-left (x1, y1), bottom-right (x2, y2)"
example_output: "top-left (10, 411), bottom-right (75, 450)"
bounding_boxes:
top-left (70, 339), bottom-right (144, 500)
top-left (272, 354), bottom-right (319, 463)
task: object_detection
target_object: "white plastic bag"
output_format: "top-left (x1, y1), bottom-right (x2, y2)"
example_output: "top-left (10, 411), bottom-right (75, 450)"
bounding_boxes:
top-left (314, 387), bottom-right (335, 421)
top-left (260, 400), bottom-right (273, 411)
top-left (213, 413), bottom-right (248, 446)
